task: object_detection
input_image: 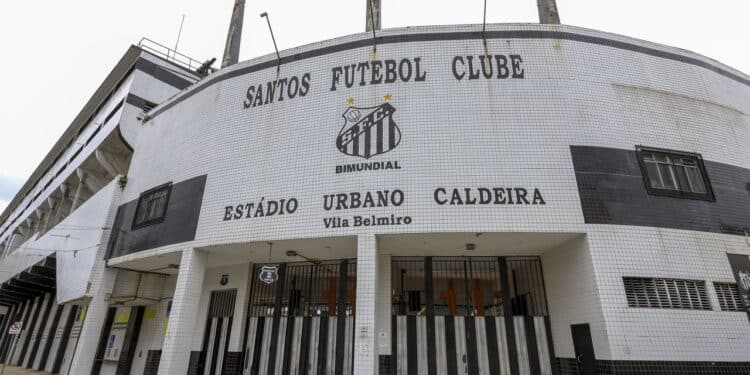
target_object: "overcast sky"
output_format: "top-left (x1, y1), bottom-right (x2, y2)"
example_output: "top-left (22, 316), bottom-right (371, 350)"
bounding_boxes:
top-left (0, 0), bottom-right (748, 213)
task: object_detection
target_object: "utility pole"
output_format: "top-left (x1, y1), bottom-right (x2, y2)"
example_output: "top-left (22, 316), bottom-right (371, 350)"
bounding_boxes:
top-left (537, 0), bottom-right (561, 24)
top-left (222, 0), bottom-right (246, 68)
top-left (366, 0), bottom-right (381, 32)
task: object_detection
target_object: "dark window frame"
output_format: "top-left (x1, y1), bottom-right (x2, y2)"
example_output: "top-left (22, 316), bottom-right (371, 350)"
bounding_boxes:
top-left (131, 182), bottom-right (172, 229)
top-left (635, 146), bottom-right (715, 201)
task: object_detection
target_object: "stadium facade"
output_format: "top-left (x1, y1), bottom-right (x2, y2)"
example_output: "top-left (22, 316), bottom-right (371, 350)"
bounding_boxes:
top-left (0, 23), bottom-right (748, 375)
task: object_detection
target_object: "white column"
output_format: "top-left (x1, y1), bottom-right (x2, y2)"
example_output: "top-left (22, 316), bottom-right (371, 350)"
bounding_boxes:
top-left (158, 248), bottom-right (207, 375)
top-left (67, 266), bottom-right (117, 374)
top-left (354, 234), bottom-right (378, 374)
top-left (377, 253), bottom-right (392, 357)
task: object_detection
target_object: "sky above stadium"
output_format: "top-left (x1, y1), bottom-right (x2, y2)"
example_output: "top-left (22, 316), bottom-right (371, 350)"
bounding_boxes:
top-left (0, 0), bottom-right (748, 213)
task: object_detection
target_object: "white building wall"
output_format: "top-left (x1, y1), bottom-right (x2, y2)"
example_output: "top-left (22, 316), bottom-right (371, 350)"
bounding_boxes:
top-left (588, 226), bottom-right (750, 362)
top-left (190, 262), bottom-right (251, 352)
top-left (541, 235), bottom-right (610, 359)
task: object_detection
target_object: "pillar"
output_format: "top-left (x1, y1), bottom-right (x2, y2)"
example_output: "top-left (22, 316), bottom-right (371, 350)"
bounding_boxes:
top-left (158, 248), bottom-right (207, 374)
top-left (377, 253), bottom-right (392, 362)
top-left (537, 0), bottom-right (561, 24)
top-left (354, 234), bottom-right (378, 373)
top-left (67, 267), bottom-right (117, 374)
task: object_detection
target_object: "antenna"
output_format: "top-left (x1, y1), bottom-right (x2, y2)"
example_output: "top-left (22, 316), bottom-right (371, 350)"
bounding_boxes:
top-left (260, 12), bottom-right (282, 72)
top-left (173, 14), bottom-right (186, 60)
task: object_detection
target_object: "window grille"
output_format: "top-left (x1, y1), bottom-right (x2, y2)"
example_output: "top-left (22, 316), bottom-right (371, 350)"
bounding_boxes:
top-left (132, 183), bottom-right (171, 228)
top-left (208, 289), bottom-right (237, 317)
top-left (623, 277), bottom-right (711, 310)
top-left (636, 147), bottom-right (713, 201)
top-left (713, 282), bottom-right (743, 312)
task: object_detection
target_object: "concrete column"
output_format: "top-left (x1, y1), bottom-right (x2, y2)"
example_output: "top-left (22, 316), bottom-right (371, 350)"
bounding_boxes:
top-left (70, 172), bottom-right (87, 214)
top-left (365, 0), bottom-right (381, 31)
top-left (67, 267), bottom-right (117, 374)
top-left (158, 248), bottom-right (207, 375)
top-left (376, 253), bottom-right (392, 357)
top-left (353, 234), bottom-right (378, 373)
top-left (537, 0), bottom-right (561, 24)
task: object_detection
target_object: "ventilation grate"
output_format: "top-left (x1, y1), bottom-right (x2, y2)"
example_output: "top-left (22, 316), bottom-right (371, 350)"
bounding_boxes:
top-left (623, 277), bottom-right (711, 310)
top-left (713, 282), bottom-right (743, 312)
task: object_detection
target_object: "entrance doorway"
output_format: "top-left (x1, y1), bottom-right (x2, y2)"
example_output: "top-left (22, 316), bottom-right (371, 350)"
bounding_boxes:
top-left (201, 289), bottom-right (237, 375)
top-left (391, 256), bottom-right (555, 375)
top-left (570, 324), bottom-right (596, 375)
top-left (243, 259), bottom-right (356, 375)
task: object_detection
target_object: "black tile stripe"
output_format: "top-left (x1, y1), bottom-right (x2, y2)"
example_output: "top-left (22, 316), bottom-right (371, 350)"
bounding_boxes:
top-left (545, 316), bottom-right (559, 375)
top-left (424, 257), bottom-right (437, 375)
top-left (209, 318), bottom-right (223, 375)
top-left (524, 316), bottom-right (541, 375)
top-left (444, 316), bottom-right (457, 375)
top-left (221, 318), bottom-right (233, 374)
top-left (334, 260), bottom-right (348, 375)
top-left (125, 94), bottom-right (157, 111)
top-left (249, 317), bottom-right (265, 375)
top-left (391, 315), bottom-right (397, 374)
top-left (37, 304), bottom-right (63, 370)
top-left (148, 29), bottom-right (750, 120)
top-left (281, 316), bottom-right (296, 375)
top-left (11, 300), bottom-right (33, 362)
top-left (267, 263), bottom-right (288, 375)
top-left (298, 316), bottom-right (312, 375)
top-left (134, 58), bottom-right (194, 90)
top-left (117, 306), bottom-right (145, 375)
top-left (498, 257), bottom-right (520, 375)
top-left (464, 317), bottom-right (479, 375)
top-left (317, 316), bottom-right (329, 374)
top-left (18, 296), bottom-right (43, 365)
top-left (484, 317), bottom-right (501, 375)
top-left (406, 316), bottom-right (417, 375)
top-left (51, 305), bottom-right (78, 374)
top-left (92, 307), bottom-right (117, 375)
top-left (26, 295), bottom-right (54, 368)
top-left (0, 304), bottom-right (18, 362)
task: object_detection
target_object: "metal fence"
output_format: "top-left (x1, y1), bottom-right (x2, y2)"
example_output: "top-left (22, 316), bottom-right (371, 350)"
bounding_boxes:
top-left (392, 257), bottom-right (548, 317)
top-left (247, 260), bottom-right (357, 317)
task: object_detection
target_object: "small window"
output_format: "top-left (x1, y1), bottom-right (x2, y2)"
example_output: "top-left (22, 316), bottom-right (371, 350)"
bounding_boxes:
top-left (636, 147), bottom-right (714, 201)
top-left (713, 282), bottom-right (743, 312)
top-left (132, 183), bottom-right (172, 229)
top-left (623, 277), bottom-right (711, 310)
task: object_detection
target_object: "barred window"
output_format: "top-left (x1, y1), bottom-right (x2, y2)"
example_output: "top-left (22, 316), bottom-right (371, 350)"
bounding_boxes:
top-left (636, 147), bottom-right (713, 201)
top-left (623, 277), bottom-right (711, 310)
top-left (713, 282), bottom-right (743, 312)
top-left (132, 183), bottom-right (171, 228)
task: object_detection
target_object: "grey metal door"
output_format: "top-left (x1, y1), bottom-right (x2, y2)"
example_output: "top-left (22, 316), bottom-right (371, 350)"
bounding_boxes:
top-left (571, 324), bottom-right (596, 375)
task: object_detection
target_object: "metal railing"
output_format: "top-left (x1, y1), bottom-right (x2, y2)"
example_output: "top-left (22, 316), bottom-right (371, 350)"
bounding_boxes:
top-left (137, 37), bottom-right (212, 74)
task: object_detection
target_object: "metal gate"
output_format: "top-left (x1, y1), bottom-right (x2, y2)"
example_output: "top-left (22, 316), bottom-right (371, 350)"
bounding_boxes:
top-left (202, 289), bottom-right (237, 375)
top-left (391, 257), bottom-right (555, 375)
top-left (243, 259), bottom-right (356, 375)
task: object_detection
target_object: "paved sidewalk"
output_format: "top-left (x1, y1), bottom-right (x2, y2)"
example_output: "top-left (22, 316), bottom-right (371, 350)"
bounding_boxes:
top-left (0, 366), bottom-right (48, 375)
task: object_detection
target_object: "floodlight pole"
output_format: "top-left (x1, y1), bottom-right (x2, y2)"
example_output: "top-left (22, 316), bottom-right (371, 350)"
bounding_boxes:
top-left (260, 12), bottom-right (282, 72)
top-left (366, 0), bottom-right (380, 52)
top-left (537, 0), bottom-right (561, 24)
top-left (222, 0), bottom-right (246, 67)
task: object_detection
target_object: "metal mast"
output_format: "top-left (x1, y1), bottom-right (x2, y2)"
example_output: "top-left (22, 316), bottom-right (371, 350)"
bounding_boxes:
top-left (222, 0), bottom-right (246, 68)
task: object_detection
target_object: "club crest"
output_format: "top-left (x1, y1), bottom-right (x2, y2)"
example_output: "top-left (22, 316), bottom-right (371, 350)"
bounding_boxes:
top-left (259, 265), bottom-right (279, 284)
top-left (337, 102), bottom-right (400, 159)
